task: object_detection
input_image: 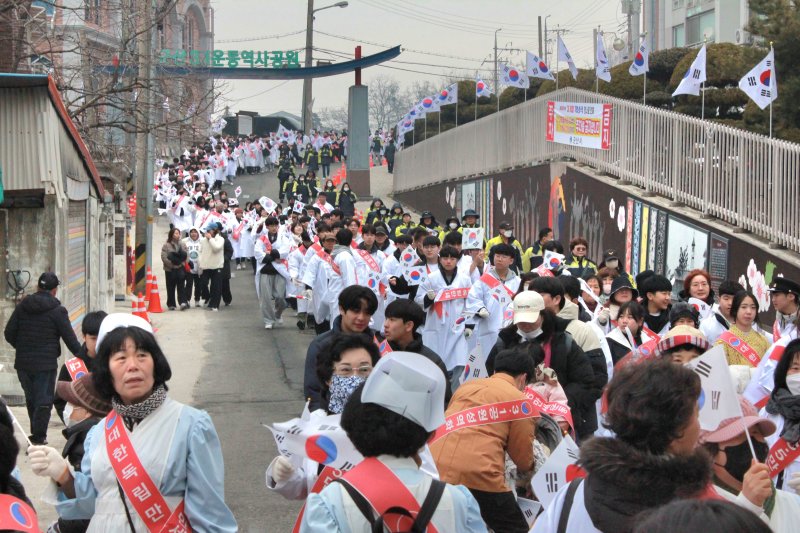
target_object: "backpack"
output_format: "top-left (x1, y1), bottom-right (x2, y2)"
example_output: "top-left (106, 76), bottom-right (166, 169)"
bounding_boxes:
top-left (333, 477), bottom-right (445, 533)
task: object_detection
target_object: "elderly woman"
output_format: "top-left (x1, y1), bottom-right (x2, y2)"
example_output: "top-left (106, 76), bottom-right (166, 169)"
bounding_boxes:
top-left (532, 359), bottom-right (713, 533)
top-left (266, 333), bottom-right (380, 500)
top-left (28, 313), bottom-right (237, 532)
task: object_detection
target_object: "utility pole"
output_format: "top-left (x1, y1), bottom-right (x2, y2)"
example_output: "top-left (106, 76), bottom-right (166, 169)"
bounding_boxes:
top-left (494, 28), bottom-right (501, 100)
top-left (134, 0), bottom-right (155, 295)
top-left (538, 16), bottom-right (543, 58)
top-left (302, 0), bottom-right (314, 133)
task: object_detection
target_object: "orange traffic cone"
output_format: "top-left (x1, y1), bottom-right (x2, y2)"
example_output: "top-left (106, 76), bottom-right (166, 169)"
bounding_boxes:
top-left (369, 157), bottom-right (374, 168)
top-left (382, 157), bottom-right (387, 167)
top-left (147, 276), bottom-right (164, 313)
top-left (137, 292), bottom-right (150, 323)
top-left (144, 268), bottom-right (154, 305)
top-left (131, 293), bottom-right (139, 316)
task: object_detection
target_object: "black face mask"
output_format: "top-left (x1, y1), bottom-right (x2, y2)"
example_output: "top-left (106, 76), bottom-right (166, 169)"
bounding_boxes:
top-left (720, 439), bottom-right (769, 481)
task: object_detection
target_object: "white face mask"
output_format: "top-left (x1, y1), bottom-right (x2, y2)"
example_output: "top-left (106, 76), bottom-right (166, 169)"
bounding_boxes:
top-left (787, 374), bottom-right (800, 396)
top-left (518, 327), bottom-right (542, 341)
top-left (449, 222), bottom-right (458, 230)
top-left (603, 283), bottom-right (613, 295)
top-left (503, 230), bottom-right (513, 238)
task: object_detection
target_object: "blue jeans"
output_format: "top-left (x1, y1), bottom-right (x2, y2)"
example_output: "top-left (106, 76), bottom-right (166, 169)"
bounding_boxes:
top-left (17, 368), bottom-right (57, 443)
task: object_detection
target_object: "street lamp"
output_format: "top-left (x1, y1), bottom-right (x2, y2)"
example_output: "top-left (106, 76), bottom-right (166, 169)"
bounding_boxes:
top-left (494, 28), bottom-right (502, 98)
top-left (302, 0), bottom-right (348, 133)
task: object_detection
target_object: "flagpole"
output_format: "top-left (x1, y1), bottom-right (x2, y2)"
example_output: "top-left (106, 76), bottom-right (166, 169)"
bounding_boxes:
top-left (456, 100), bottom-right (459, 127)
top-left (556, 54), bottom-right (560, 91)
top-left (643, 74), bottom-right (647, 106)
top-left (701, 81), bottom-right (705, 120)
top-left (769, 42), bottom-right (774, 139)
top-left (438, 111), bottom-right (441, 135)
top-left (424, 115), bottom-right (427, 140)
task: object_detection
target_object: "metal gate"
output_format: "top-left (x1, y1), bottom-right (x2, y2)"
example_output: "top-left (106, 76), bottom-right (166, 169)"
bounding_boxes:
top-left (66, 201), bottom-right (87, 335)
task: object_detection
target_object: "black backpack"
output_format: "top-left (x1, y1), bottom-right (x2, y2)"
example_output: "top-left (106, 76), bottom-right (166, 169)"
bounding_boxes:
top-left (333, 478), bottom-right (445, 533)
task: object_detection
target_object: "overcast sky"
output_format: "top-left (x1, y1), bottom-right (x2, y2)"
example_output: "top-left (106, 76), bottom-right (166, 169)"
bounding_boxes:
top-left (211, 0), bottom-right (625, 118)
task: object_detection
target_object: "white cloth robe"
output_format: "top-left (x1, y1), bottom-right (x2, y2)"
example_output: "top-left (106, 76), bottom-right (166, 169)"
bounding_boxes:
top-left (415, 268), bottom-right (472, 370)
top-left (465, 270), bottom-right (520, 354)
top-left (301, 247), bottom-right (332, 323)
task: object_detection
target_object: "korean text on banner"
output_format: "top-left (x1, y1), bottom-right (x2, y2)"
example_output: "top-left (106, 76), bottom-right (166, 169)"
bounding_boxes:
top-left (545, 101), bottom-right (613, 151)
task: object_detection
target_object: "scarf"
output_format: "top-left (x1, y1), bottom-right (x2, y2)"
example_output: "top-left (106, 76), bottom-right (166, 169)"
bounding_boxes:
top-left (111, 385), bottom-right (167, 431)
top-left (765, 388), bottom-right (800, 445)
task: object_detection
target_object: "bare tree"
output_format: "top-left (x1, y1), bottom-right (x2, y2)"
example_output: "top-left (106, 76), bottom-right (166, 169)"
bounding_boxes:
top-left (368, 75), bottom-right (404, 131)
top-left (317, 105), bottom-right (349, 131)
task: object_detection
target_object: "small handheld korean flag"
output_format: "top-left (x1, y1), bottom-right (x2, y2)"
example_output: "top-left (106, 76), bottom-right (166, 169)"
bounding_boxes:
top-left (557, 35), bottom-right (578, 81)
top-left (687, 345), bottom-right (743, 431)
top-left (673, 44), bottom-right (707, 97)
top-left (532, 435), bottom-right (584, 509)
top-left (258, 196), bottom-right (277, 214)
top-left (527, 51), bottom-right (554, 81)
top-left (475, 76), bottom-right (494, 98)
top-left (688, 297), bottom-right (713, 320)
top-left (273, 413), bottom-right (364, 471)
top-left (460, 343), bottom-right (488, 384)
top-left (461, 227), bottom-right (484, 250)
top-left (738, 49), bottom-right (777, 110)
top-left (629, 38), bottom-right (650, 76)
top-left (403, 265), bottom-right (429, 286)
top-left (517, 497), bottom-right (543, 530)
top-left (437, 83), bottom-right (458, 106)
top-left (595, 33), bottom-right (611, 82)
top-left (399, 247), bottom-right (420, 268)
top-left (292, 200), bottom-right (305, 214)
top-left (500, 62), bottom-right (530, 89)
top-left (234, 186), bottom-right (242, 198)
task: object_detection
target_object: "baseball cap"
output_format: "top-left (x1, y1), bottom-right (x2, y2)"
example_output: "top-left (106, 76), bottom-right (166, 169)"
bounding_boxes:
top-left (699, 396), bottom-right (776, 444)
top-left (512, 291), bottom-right (545, 324)
top-left (38, 272), bottom-right (60, 291)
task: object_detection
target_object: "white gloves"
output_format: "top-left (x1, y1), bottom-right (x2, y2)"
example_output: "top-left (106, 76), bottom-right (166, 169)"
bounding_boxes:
top-left (426, 290), bottom-right (436, 300)
top-left (271, 456), bottom-right (296, 484)
top-left (303, 289), bottom-right (313, 300)
top-left (28, 446), bottom-right (70, 484)
top-left (788, 472), bottom-right (800, 491)
top-left (597, 307), bottom-right (610, 325)
top-left (464, 328), bottom-right (473, 339)
top-left (477, 308), bottom-right (490, 318)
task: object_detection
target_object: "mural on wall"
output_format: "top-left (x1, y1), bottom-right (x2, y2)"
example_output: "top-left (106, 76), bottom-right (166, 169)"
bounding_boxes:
top-left (740, 259), bottom-right (776, 313)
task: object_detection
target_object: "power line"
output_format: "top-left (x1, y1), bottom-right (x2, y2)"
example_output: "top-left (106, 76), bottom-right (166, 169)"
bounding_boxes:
top-left (313, 30), bottom-right (483, 62)
top-left (313, 46), bottom-right (491, 72)
top-left (216, 29), bottom-right (305, 44)
top-left (229, 80), bottom-right (293, 102)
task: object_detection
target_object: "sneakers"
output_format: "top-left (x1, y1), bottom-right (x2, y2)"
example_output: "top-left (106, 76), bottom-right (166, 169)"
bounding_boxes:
top-left (194, 301), bottom-right (201, 308)
top-left (264, 323), bottom-right (273, 329)
top-left (168, 306), bottom-right (177, 311)
top-left (276, 317), bottom-right (284, 325)
top-left (210, 307), bottom-right (219, 312)
top-left (296, 319), bottom-right (306, 330)
top-left (180, 303), bottom-right (189, 311)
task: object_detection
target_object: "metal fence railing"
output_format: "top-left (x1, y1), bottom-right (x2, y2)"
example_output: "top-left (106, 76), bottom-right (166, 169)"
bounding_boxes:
top-left (393, 87), bottom-right (800, 254)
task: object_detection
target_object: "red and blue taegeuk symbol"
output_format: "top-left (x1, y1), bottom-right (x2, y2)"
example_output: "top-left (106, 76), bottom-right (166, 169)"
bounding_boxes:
top-left (305, 434), bottom-right (338, 465)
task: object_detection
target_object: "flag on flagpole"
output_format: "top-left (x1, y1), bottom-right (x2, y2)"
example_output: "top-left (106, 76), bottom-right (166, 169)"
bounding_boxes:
top-left (475, 77), bottom-right (494, 98)
top-left (558, 35), bottom-right (578, 80)
top-left (673, 44), bottom-right (707, 97)
top-left (526, 51), bottom-right (554, 81)
top-left (437, 83), bottom-right (459, 106)
top-left (629, 38), bottom-right (650, 76)
top-left (687, 345), bottom-right (742, 431)
top-left (738, 48), bottom-right (777, 110)
top-left (499, 63), bottom-right (530, 89)
top-left (596, 33), bottom-right (611, 82)
top-left (418, 95), bottom-right (441, 114)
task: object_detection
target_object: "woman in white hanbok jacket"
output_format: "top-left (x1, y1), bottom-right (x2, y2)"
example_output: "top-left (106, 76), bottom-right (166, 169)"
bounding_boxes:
top-left (28, 314), bottom-right (237, 533)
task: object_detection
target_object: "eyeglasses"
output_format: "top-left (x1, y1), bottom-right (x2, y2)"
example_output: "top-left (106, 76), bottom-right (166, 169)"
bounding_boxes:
top-left (690, 281), bottom-right (709, 288)
top-left (333, 365), bottom-right (373, 377)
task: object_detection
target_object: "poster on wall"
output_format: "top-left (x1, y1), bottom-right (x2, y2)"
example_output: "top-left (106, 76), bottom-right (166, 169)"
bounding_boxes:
top-left (665, 216), bottom-right (709, 295)
top-left (708, 234), bottom-right (729, 292)
top-left (545, 101), bottom-right (612, 150)
top-left (461, 182), bottom-right (476, 218)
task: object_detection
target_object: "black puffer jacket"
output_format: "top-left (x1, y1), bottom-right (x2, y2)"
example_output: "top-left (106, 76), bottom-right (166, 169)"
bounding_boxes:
top-left (4, 291), bottom-right (82, 372)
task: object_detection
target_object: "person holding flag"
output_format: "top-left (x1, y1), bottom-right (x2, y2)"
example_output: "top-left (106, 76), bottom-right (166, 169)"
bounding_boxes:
top-left (532, 359), bottom-right (712, 533)
top-left (467, 243), bottom-right (521, 352)
top-left (699, 395), bottom-right (800, 531)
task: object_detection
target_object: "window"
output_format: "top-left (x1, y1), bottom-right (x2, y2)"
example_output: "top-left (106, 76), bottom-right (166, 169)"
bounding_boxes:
top-left (672, 24), bottom-right (685, 47)
top-left (686, 9), bottom-right (715, 45)
top-left (182, 16), bottom-right (195, 51)
top-left (85, 0), bottom-right (101, 25)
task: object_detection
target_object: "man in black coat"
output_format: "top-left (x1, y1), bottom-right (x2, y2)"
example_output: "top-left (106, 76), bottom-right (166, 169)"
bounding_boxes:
top-left (304, 286), bottom-right (379, 411)
top-left (4, 273), bottom-right (82, 444)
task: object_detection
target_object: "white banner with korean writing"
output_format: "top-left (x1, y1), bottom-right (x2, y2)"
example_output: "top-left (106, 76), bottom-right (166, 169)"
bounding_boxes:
top-left (545, 101), bottom-right (612, 150)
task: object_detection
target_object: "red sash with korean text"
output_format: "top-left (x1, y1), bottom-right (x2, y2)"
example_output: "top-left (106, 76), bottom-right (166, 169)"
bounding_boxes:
top-left (291, 465), bottom-right (348, 533)
top-left (766, 437), bottom-right (800, 478)
top-left (0, 494), bottom-right (40, 533)
top-left (430, 398), bottom-right (539, 443)
top-left (433, 287), bottom-right (470, 319)
top-left (316, 248), bottom-right (342, 276)
top-left (354, 248), bottom-right (380, 273)
top-left (65, 357), bottom-right (90, 381)
top-left (232, 220), bottom-right (245, 241)
top-left (718, 330), bottom-right (762, 367)
top-left (523, 387), bottom-right (574, 431)
top-left (260, 234), bottom-right (273, 252)
top-left (480, 272), bottom-right (515, 300)
top-left (104, 412), bottom-right (190, 533)
top-left (336, 458), bottom-right (441, 533)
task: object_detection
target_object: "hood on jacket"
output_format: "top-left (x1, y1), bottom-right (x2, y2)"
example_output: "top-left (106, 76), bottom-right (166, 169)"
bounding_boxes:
top-left (332, 245), bottom-right (353, 258)
top-left (557, 299), bottom-right (580, 321)
top-left (580, 437), bottom-right (712, 533)
top-left (20, 291), bottom-right (61, 315)
top-left (390, 202), bottom-right (403, 213)
top-left (678, 288), bottom-right (716, 306)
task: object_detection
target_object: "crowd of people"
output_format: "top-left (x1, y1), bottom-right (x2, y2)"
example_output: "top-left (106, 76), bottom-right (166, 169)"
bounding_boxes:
top-left (3, 125), bottom-right (800, 532)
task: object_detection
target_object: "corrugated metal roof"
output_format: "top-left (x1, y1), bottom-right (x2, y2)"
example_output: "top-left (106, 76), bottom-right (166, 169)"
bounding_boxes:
top-left (0, 74), bottom-right (105, 197)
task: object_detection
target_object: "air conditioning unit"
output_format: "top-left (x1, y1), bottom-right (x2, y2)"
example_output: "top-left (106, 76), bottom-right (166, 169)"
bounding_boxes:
top-left (735, 28), bottom-right (754, 45)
